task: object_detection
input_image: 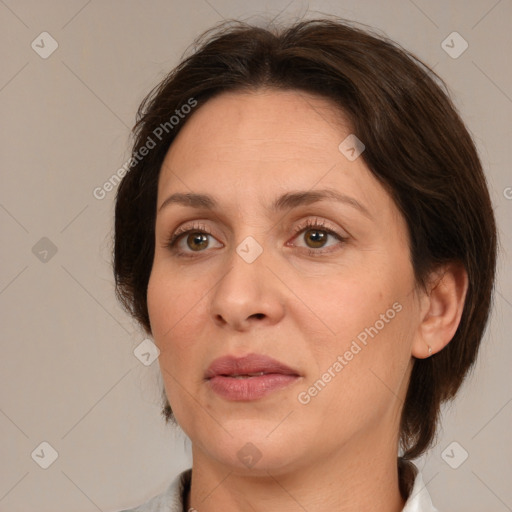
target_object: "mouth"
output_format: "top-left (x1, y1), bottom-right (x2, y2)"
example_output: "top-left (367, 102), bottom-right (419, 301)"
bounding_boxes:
top-left (221, 372), bottom-right (270, 379)
top-left (206, 373), bottom-right (300, 401)
top-left (204, 353), bottom-right (301, 401)
top-left (205, 353), bottom-right (300, 380)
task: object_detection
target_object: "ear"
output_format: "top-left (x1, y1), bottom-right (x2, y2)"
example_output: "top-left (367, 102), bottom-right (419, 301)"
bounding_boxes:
top-left (412, 262), bottom-right (469, 359)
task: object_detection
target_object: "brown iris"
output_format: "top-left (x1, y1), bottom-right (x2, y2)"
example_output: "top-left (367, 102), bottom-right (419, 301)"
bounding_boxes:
top-left (186, 232), bottom-right (209, 251)
top-left (304, 229), bottom-right (327, 248)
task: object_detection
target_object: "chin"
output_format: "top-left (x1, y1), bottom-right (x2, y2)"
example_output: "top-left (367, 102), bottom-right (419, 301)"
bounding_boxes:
top-left (195, 422), bottom-right (307, 473)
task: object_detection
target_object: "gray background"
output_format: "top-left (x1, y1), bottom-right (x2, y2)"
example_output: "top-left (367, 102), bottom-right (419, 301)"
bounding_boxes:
top-left (1, 1), bottom-right (511, 511)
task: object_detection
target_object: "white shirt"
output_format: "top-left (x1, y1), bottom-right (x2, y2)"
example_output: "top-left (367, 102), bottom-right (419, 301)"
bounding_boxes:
top-left (119, 466), bottom-right (439, 512)
top-left (403, 471), bottom-right (439, 512)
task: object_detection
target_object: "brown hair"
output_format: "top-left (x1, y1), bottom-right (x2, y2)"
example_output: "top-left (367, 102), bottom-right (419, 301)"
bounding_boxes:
top-left (114, 17), bottom-right (497, 497)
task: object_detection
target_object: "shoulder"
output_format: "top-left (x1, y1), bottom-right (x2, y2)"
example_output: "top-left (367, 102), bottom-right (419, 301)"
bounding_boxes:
top-left (117, 468), bottom-right (192, 512)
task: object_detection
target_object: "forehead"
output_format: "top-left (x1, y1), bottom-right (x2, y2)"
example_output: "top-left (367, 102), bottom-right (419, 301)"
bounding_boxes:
top-left (164, 89), bottom-right (350, 163)
top-left (156, 89), bottom-right (397, 226)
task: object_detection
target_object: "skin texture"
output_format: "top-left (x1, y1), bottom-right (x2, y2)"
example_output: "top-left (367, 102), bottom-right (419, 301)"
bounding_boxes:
top-left (146, 89), bottom-right (468, 511)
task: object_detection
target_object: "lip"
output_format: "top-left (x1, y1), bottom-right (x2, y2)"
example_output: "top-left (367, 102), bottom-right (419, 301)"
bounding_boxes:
top-left (205, 353), bottom-right (299, 379)
top-left (205, 353), bottom-right (301, 401)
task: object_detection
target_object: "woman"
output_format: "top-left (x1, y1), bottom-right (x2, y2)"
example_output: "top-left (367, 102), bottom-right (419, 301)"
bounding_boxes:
top-left (114, 17), bottom-right (497, 512)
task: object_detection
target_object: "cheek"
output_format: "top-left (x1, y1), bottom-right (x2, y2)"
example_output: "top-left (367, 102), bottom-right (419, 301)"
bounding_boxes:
top-left (147, 265), bottom-right (203, 338)
top-left (297, 264), bottom-right (414, 393)
top-left (146, 265), bottom-right (212, 380)
top-left (146, 270), bottom-right (201, 419)
top-left (146, 270), bottom-right (171, 342)
top-left (301, 268), bottom-right (401, 338)
top-left (297, 302), bottom-right (414, 438)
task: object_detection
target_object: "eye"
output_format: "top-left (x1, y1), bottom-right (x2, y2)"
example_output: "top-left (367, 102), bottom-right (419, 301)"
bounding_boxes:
top-left (165, 222), bottom-right (222, 258)
top-left (289, 218), bottom-right (348, 256)
top-left (165, 218), bottom-right (347, 258)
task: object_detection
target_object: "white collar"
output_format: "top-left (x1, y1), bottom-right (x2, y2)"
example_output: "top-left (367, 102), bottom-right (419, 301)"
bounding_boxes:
top-left (402, 471), bottom-right (439, 512)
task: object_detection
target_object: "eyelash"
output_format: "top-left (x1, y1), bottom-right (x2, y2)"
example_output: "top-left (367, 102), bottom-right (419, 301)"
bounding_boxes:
top-left (165, 218), bottom-right (347, 258)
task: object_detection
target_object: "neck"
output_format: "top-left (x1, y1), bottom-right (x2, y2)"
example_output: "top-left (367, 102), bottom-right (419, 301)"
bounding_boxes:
top-left (186, 434), bottom-right (406, 512)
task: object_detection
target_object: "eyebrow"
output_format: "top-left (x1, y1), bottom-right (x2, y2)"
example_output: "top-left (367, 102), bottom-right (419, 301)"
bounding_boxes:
top-left (157, 188), bottom-right (373, 220)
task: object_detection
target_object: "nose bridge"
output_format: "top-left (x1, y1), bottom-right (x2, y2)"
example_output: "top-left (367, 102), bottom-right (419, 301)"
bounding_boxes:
top-left (209, 231), bottom-right (284, 328)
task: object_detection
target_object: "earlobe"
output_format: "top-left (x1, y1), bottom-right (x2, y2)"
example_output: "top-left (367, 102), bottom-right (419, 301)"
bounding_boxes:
top-left (412, 262), bottom-right (469, 359)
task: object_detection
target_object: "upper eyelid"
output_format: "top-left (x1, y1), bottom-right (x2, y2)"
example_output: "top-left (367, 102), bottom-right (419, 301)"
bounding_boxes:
top-left (173, 217), bottom-right (340, 233)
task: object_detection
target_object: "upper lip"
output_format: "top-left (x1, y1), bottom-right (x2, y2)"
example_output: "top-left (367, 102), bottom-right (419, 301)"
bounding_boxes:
top-left (205, 353), bottom-right (300, 379)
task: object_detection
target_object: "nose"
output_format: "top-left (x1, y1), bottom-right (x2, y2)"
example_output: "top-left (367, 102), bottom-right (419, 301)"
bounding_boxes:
top-left (209, 240), bottom-right (286, 331)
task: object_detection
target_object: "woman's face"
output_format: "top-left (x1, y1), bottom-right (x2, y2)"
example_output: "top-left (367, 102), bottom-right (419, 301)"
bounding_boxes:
top-left (147, 89), bottom-right (423, 474)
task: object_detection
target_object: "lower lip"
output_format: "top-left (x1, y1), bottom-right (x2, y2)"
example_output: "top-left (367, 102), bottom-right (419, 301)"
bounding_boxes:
top-left (206, 374), bottom-right (299, 401)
